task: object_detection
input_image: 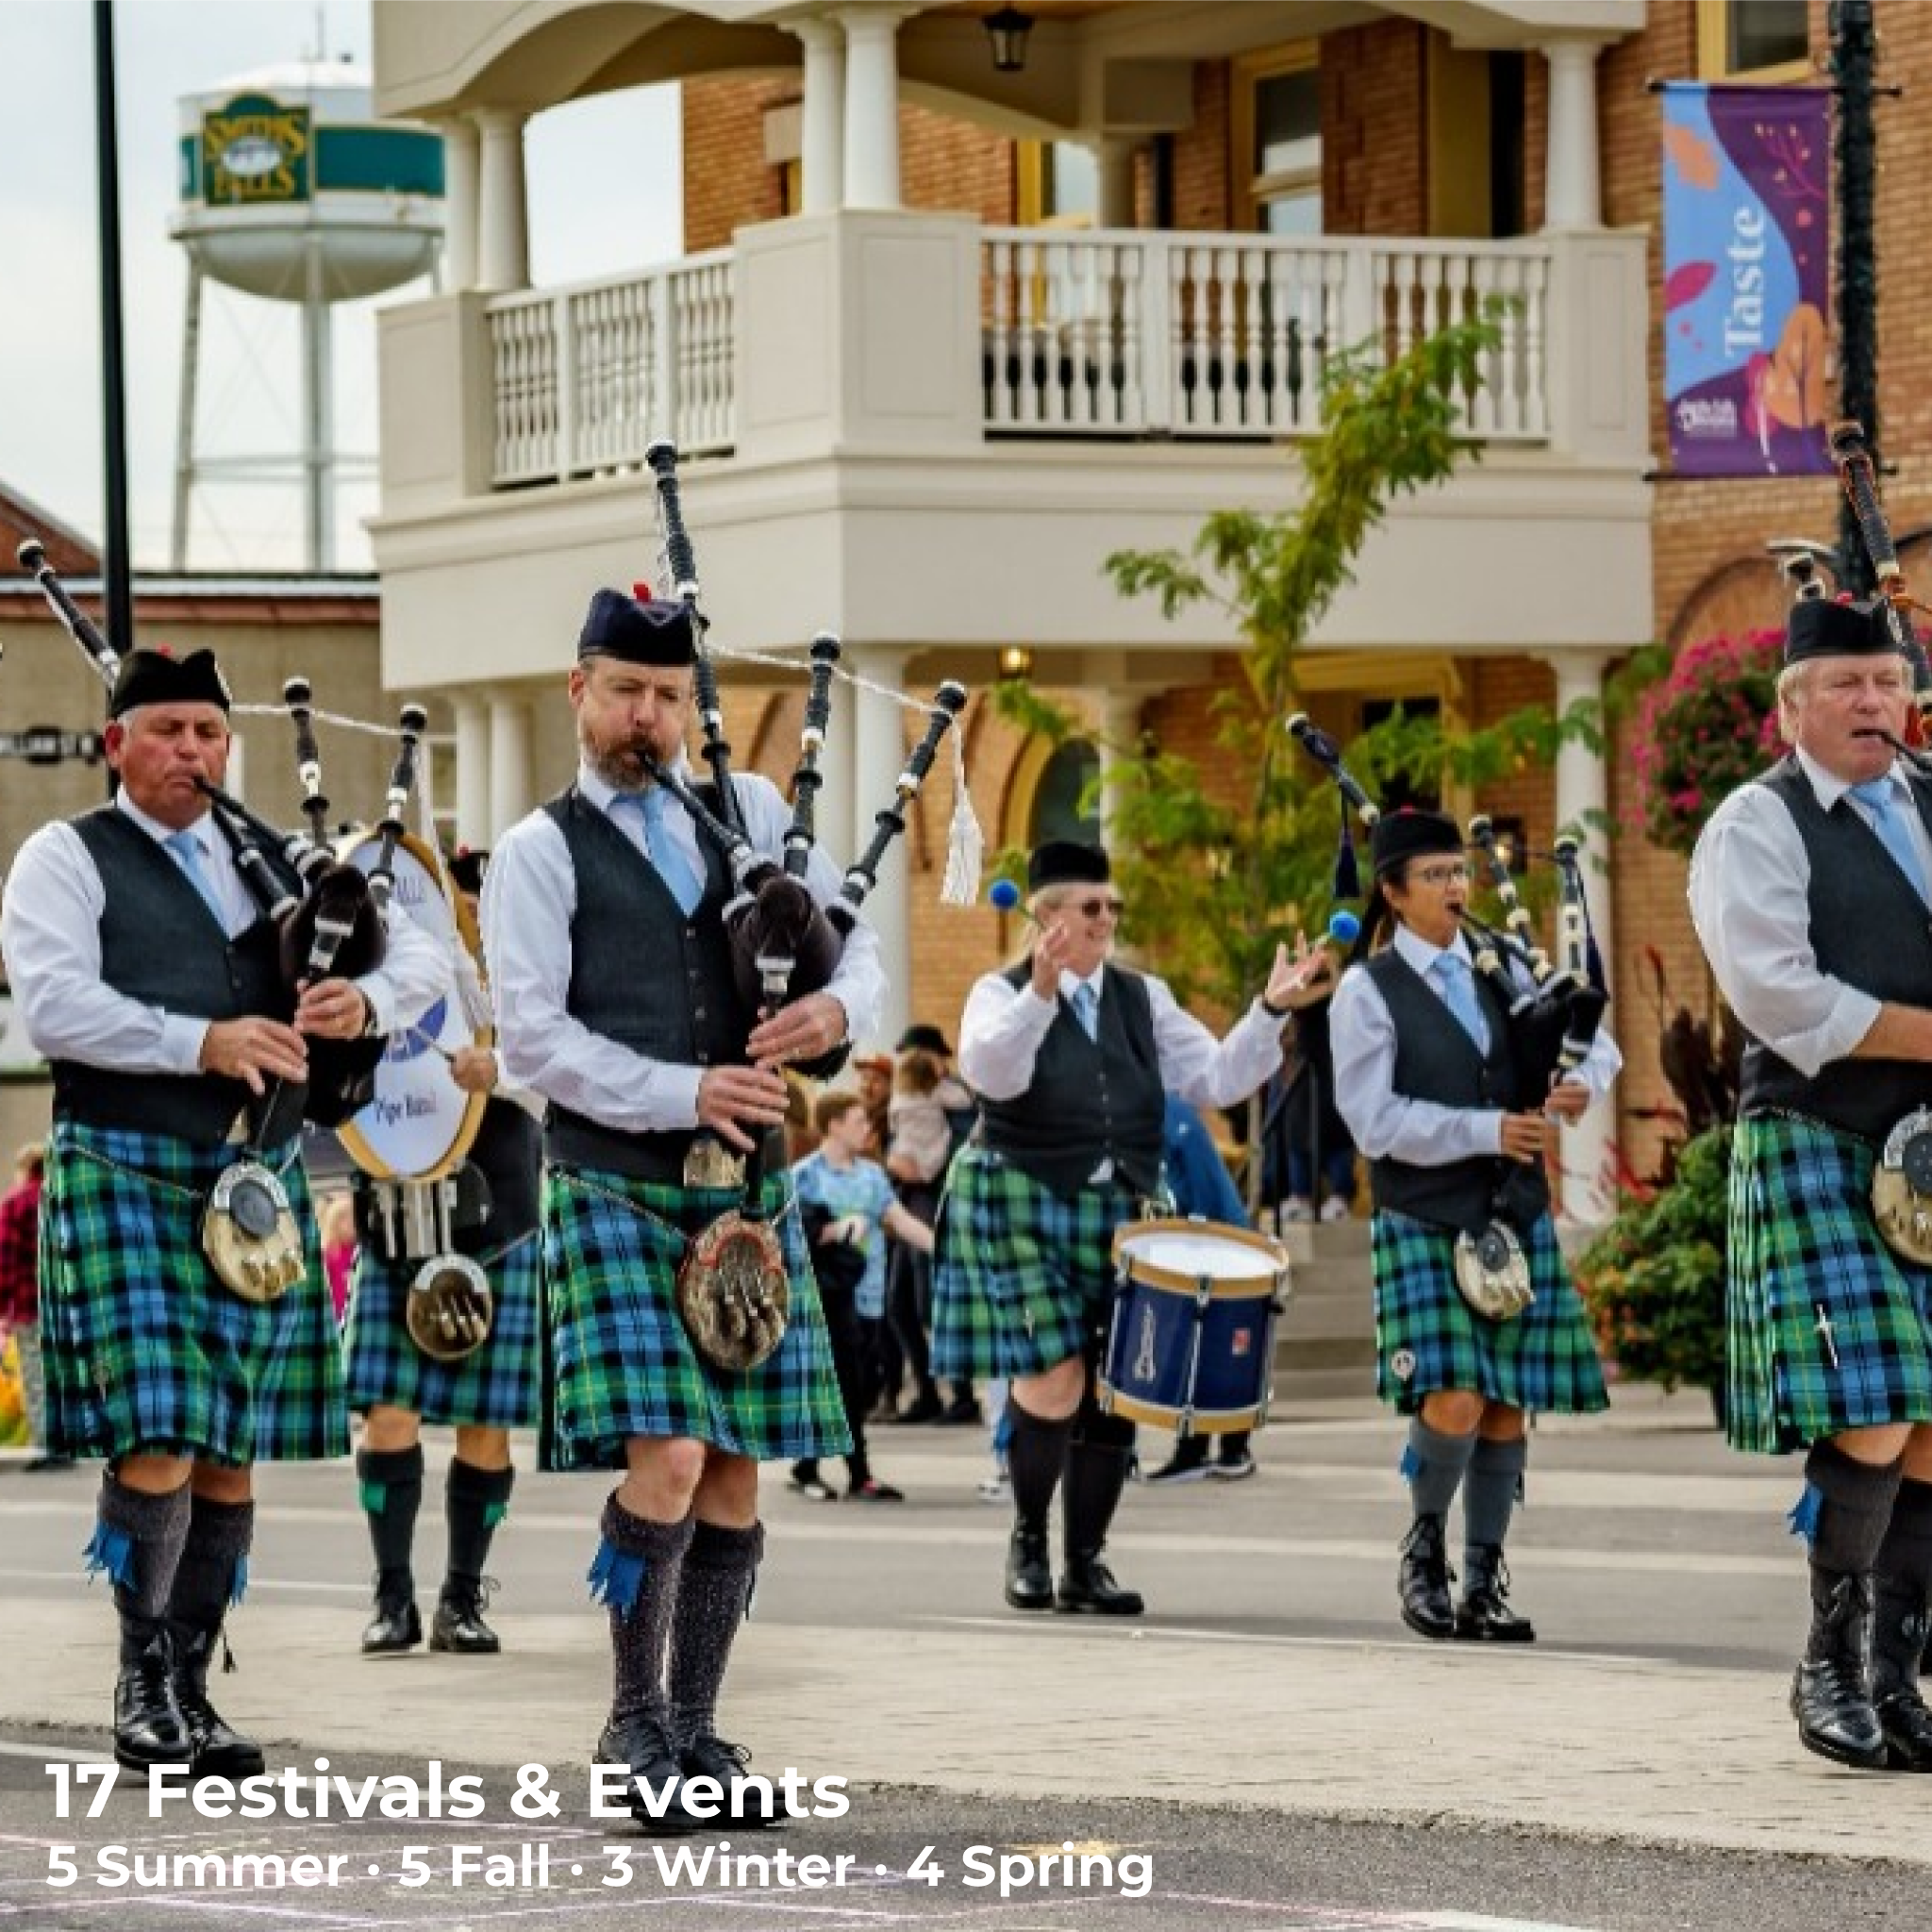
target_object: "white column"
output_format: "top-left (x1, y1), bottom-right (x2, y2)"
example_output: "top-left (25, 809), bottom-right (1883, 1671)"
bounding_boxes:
top-left (1546, 647), bottom-right (1616, 1225)
top-left (1539, 39), bottom-right (1605, 232)
top-left (848, 644), bottom-right (910, 1048)
top-left (454, 697), bottom-right (491, 848)
top-left (475, 107), bottom-right (530, 291)
top-left (488, 695), bottom-right (534, 841)
top-left (837, 6), bottom-right (905, 210)
top-left (441, 116), bottom-right (481, 291)
top-left (1096, 138), bottom-right (1138, 229)
top-left (791, 15), bottom-right (846, 214)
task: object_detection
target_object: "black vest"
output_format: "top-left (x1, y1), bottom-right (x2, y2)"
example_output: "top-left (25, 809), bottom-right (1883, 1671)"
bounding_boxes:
top-left (1361, 946), bottom-right (1549, 1234)
top-left (1738, 758), bottom-right (1932, 1138)
top-left (976, 963), bottom-right (1165, 1198)
top-left (539, 785), bottom-right (770, 1181)
top-left (52, 808), bottom-right (291, 1142)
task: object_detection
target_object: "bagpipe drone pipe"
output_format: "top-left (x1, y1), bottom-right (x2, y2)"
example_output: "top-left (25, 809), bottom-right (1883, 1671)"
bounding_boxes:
top-left (641, 441), bottom-right (968, 1080)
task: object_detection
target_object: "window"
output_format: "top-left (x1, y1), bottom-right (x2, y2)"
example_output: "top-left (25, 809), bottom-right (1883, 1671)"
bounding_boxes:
top-left (1234, 47), bottom-right (1321, 234)
top-left (1697, 0), bottom-right (1809, 80)
top-left (1016, 142), bottom-right (1098, 228)
top-left (1359, 697), bottom-right (1442, 814)
top-left (1028, 740), bottom-right (1101, 846)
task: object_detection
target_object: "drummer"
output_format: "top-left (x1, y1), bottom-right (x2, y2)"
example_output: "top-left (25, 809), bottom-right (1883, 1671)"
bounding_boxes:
top-left (932, 839), bottom-right (1320, 1617)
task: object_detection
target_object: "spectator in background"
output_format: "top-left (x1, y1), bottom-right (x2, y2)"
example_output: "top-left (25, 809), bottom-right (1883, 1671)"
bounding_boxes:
top-left (883, 1024), bottom-right (978, 1425)
top-left (849, 1055), bottom-right (901, 1417)
top-left (790, 1091), bottom-right (935, 1502)
top-left (0, 1142), bottom-right (66, 1472)
top-left (852, 1054), bottom-right (893, 1149)
top-left (319, 1192), bottom-right (358, 1327)
top-left (1267, 983), bottom-right (1357, 1224)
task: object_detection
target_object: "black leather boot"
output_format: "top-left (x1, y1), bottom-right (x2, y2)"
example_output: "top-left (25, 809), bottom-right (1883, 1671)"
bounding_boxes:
top-left (595, 1712), bottom-right (705, 1835)
top-left (1455, 1542), bottom-right (1536, 1643)
top-left (1870, 1578), bottom-right (1932, 1773)
top-left (1056, 1549), bottom-right (1145, 1616)
top-left (361, 1570), bottom-right (422, 1656)
top-left (1058, 1437), bottom-right (1142, 1614)
top-left (1005, 1524), bottom-right (1053, 1610)
top-left (113, 1616), bottom-right (192, 1772)
top-left (170, 1620), bottom-right (264, 1779)
top-left (430, 1575), bottom-right (501, 1655)
top-left (1397, 1514), bottom-right (1456, 1641)
top-left (1790, 1573), bottom-right (1888, 1769)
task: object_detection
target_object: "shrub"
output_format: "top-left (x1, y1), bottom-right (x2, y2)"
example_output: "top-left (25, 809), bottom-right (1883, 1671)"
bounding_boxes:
top-left (1629, 629), bottom-right (1783, 858)
top-left (1574, 1124), bottom-right (1732, 1395)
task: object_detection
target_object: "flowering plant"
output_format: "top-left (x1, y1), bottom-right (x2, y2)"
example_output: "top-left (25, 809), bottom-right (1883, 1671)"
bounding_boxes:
top-left (1629, 627), bottom-right (1785, 857)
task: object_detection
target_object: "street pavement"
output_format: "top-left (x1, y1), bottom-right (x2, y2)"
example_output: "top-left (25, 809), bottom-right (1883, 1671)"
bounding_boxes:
top-left (2, 1383), bottom-right (1928, 1930)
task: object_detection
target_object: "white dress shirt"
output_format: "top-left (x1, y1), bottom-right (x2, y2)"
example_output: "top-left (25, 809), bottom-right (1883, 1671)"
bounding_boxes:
top-left (1328, 922), bottom-right (1622, 1167)
top-left (1688, 748), bottom-right (1932, 1078)
top-left (482, 758), bottom-right (886, 1135)
top-left (957, 961), bottom-right (1285, 1113)
top-left (0, 793), bottom-right (445, 1077)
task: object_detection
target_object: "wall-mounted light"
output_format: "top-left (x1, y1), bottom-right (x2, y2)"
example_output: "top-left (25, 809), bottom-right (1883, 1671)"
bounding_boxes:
top-left (984, 6), bottom-right (1034, 75)
top-left (997, 643), bottom-right (1035, 681)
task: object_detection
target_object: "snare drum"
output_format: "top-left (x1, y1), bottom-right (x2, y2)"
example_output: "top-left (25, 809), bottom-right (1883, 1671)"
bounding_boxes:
top-left (1100, 1218), bottom-right (1292, 1436)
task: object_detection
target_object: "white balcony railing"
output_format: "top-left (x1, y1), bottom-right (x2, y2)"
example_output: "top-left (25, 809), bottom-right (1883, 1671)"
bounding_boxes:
top-left (979, 228), bottom-right (1550, 440)
top-left (481, 229), bottom-right (1562, 488)
top-left (486, 250), bottom-right (736, 486)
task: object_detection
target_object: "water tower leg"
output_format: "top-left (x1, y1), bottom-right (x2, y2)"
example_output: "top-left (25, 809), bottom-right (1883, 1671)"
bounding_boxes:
top-left (171, 259), bottom-right (205, 573)
top-left (302, 237), bottom-right (335, 573)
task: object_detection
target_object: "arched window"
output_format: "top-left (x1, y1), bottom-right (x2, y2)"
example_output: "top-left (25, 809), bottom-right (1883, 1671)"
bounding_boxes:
top-left (1029, 740), bottom-right (1102, 846)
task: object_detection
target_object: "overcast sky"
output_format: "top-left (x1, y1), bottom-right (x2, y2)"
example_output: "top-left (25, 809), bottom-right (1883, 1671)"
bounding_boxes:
top-left (0, 0), bottom-right (682, 574)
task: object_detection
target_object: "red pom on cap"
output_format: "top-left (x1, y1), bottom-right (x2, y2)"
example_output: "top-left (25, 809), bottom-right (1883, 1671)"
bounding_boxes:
top-left (632, 581), bottom-right (653, 603)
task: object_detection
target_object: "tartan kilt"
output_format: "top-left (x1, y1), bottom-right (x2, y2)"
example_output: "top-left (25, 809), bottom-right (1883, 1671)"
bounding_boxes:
top-left (1371, 1208), bottom-right (1608, 1417)
top-left (541, 1163), bottom-right (848, 1471)
top-left (342, 1232), bottom-right (542, 1428)
top-left (38, 1121), bottom-right (343, 1466)
top-left (931, 1147), bottom-right (1136, 1381)
top-left (1725, 1114), bottom-right (1932, 1455)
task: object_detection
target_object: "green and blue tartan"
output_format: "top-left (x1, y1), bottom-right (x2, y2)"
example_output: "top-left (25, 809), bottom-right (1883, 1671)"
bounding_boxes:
top-left (342, 1232), bottom-right (542, 1428)
top-left (1725, 1113), bottom-right (1932, 1455)
top-left (541, 1163), bottom-right (848, 1471)
top-left (1371, 1208), bottom-right (1608, 1417)
top-left (932, 1146), bottom-right (1140, 1381)
top-left (37, 1120), bottom-right (343, 1466)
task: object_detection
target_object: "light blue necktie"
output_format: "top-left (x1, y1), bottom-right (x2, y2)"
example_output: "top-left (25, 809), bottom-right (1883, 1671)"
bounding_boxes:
top-left (165, 828), bottom-right (226, 929)
top-left (622, 789), bottom-right (704, 917)
top-left (1070, 981), bottom-right (1101, 1041)
top-left (1850, 779), bottom-right (1932, 908)
top-left (1431, 953), bottom-right (1488, 1051)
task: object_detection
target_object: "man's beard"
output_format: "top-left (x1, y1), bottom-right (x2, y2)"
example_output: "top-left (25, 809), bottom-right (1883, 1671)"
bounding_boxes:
top-left (580, 727), bottom-right (654, 794)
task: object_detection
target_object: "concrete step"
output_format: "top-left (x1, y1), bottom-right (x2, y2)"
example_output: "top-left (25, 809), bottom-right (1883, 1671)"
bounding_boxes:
top-left (1268, 1363), bottom-right (1379, 1407)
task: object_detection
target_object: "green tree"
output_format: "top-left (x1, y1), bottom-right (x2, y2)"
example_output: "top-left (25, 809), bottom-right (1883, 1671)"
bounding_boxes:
top-left (995, 314), bottom-right (1603, 1015)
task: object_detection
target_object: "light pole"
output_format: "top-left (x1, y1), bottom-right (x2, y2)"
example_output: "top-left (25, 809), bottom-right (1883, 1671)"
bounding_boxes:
top-left (1831, 0), bottom-right (1878, 595)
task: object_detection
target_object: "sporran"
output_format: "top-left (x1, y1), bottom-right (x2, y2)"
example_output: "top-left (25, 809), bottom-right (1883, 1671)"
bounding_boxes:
top-left (1873, 1106), bottom-right (1932, 1267)
top-left (676, 1208), bottom-right (791, 1371)
top-left (1451, 1218), bottom-right (1536, 1323)
top-left (200, 1158), bottom-right (305, 1305)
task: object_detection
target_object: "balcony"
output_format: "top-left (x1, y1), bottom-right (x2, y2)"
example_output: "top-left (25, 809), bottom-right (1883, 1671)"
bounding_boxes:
top-left (373, 208), bottom-right (1649, 691)
top-left (472, 225), bottom-right (1574, 490)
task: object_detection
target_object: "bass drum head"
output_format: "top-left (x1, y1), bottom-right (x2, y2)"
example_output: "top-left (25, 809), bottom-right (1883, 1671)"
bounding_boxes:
top-left (335, 830), bottom-right (490, 1184)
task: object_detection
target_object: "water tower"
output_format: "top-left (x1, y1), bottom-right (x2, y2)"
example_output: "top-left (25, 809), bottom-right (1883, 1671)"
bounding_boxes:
top-left (170, 58), bottom-right (444, 571)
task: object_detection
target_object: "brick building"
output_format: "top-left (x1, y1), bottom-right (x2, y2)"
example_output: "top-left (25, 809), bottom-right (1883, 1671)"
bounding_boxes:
top-left (369, 0), bottom-right (1904, 1218)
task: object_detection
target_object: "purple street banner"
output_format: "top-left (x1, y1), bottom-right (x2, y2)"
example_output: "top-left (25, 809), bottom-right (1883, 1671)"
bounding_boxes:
top-left (1661, 81), bottom-right (1830, 476)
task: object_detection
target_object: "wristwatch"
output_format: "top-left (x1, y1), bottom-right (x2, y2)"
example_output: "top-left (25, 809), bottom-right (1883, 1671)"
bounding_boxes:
top-left (358, 991), bottom-right (382, 1039)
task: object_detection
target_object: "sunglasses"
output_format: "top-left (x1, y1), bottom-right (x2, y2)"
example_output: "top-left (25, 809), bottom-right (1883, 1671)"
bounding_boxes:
top-left (1060, 895), bottom-right (1125, 919)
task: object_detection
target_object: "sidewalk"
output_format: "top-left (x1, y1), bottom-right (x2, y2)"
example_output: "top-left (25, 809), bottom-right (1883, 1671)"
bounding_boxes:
top-left (7, 1387), bottom-right (1928, 1872)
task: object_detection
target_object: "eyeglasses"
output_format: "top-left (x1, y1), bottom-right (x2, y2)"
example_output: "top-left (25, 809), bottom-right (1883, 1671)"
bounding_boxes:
top-left (1407, 862), bottom-right (1471, 889)
top-left (1064, 895), bottom-right (1125, 919)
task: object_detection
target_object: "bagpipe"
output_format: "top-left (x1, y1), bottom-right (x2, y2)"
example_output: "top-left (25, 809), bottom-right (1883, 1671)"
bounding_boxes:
top-left (641, 441), bottom-right (972, 1370)
top-left (1288, 712), bottom-right (1609, 1321)
top-left (16, 539), bottom-right (430, 1305)
top-left (1828, 422), bottom-right (1932, 1265)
